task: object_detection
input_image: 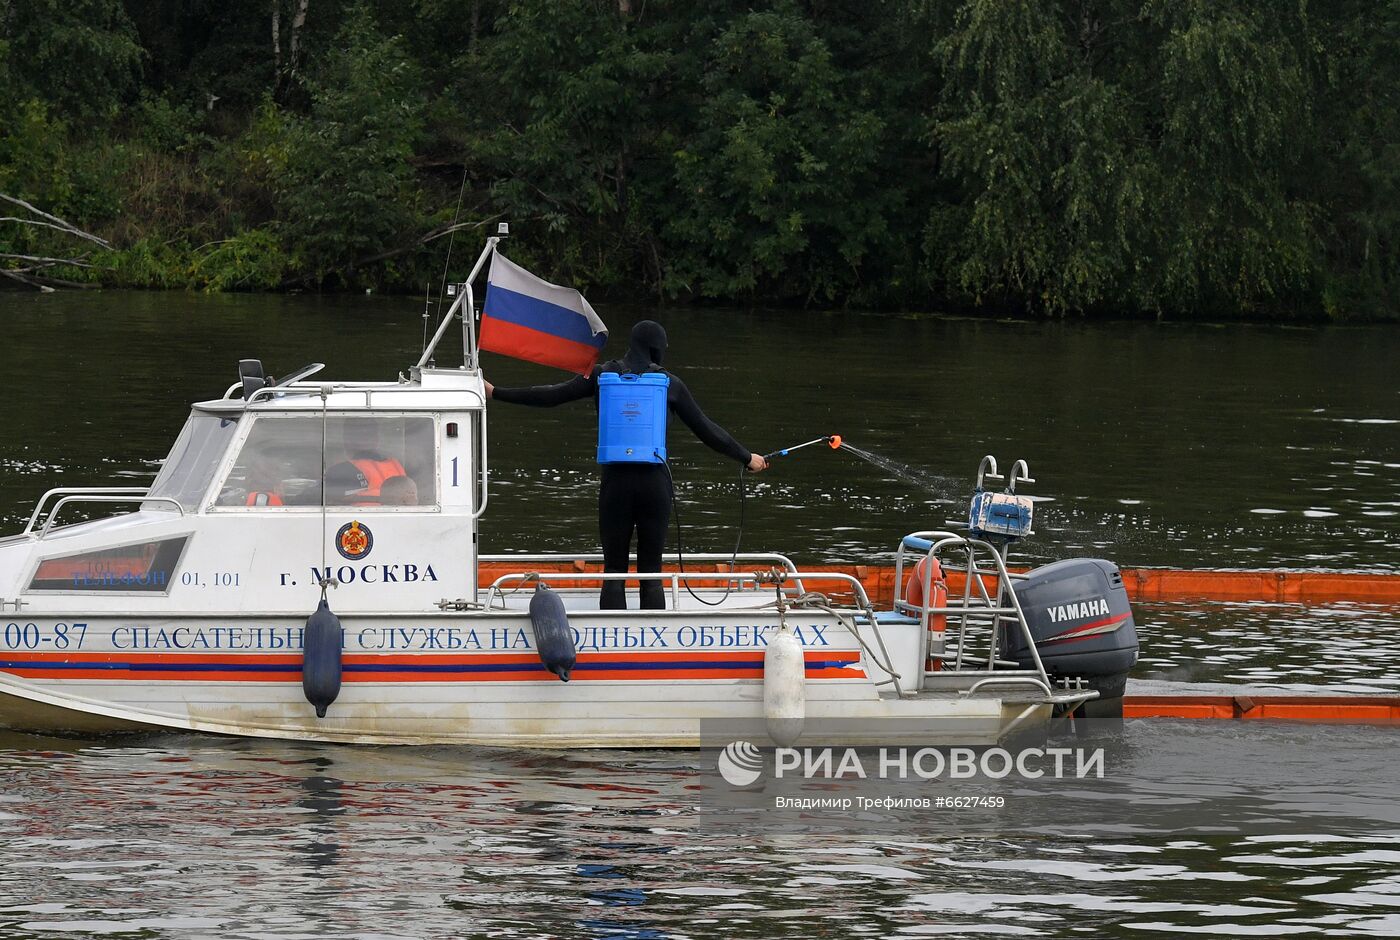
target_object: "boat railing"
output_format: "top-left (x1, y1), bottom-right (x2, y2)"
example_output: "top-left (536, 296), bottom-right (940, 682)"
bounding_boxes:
top-left (483, 565), bottom-right (858, 611)
top-left (892, 530), bottom-right (1053, 693)
top-left (220, 379), bottom-right (403, 401)
top-left (480, 552), bottom-right (805, 593)
top-left (221, 381), bottom-right (486, 408)
top-left (482, 567), bottom-right (908, 695)
top-left (418, 234), bottom-right (502, 371)
top-left (23, 487), bottom-right (187, 539)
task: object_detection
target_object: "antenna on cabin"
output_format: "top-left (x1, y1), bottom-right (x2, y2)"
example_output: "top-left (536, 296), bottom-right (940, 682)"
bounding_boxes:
top-left (421, 282), bottom-right (432, 358)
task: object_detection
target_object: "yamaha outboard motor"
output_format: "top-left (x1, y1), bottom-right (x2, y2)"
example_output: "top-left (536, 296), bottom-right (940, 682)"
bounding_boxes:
top-left (1006, 558), bottom-right (1139, 700)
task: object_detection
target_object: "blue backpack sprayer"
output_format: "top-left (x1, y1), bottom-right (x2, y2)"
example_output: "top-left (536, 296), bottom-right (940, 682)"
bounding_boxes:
top-left (597, 372), bottom-right (670, 464)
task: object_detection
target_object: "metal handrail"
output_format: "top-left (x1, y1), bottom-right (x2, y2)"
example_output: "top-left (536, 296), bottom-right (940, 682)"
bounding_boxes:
top-left (895, 602), bottom-right (1020, 616)
top-left (479, 551), bottom-right (805, 592)
top-left (243, 382), bottom-right (484, 409)
top-left (223, 379), bottom-right (401, 402)
top-left (35, 495), bottom-right (185, 539)
top-left (25, 487), bottom-right (151, 535)
top-left (961, 676), bottom-right (1053, 697)
top-left (481, 551), bottom-right (799, 566)
top-left (484, 568), bottom-right (871, 612)
top-left (418, 292), bottom-right (467, 370)
top-left (472, 408), bottom-right (489, 520)
top-left (419, 238), bottom-right (498, 370)
top-left (893, 530), bottom-right (1053, 691)
top-left (487, 569), bottom-right (765, 611)
top-left (483, 567), bottom-right (899, 693)
top-left (245, 385), bottom-right (325, 405)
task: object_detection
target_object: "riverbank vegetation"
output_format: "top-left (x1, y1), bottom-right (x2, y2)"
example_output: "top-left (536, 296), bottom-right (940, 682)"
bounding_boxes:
top-left (1, 0), bottom-right (1396, 319)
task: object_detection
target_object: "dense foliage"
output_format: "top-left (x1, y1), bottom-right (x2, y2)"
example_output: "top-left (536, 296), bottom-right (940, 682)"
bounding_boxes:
top-left (0, 0), bottom-right (1396, 318)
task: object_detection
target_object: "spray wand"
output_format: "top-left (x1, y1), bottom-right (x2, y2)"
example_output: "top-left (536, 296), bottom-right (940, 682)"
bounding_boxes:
top-left (764, 434), bottom-right (843, 461)
top-left (674, 433), bottom-right (841, 606)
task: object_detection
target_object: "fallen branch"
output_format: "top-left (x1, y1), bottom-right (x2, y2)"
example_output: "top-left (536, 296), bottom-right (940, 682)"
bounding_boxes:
top-left (0, 263), bottom-right (99, 290)
top-left (276, 210), bottom-right (508, 288)
top-left (0, 193), bottom-right (112, 249)
top-left (352, 215), bottom-right (502, 268)
top-left (0, 217), bottom-right (95, 239)
top-left (0, 252), bottom-right (100, 269)
top-left (0, 268), bottom-right (55, 291)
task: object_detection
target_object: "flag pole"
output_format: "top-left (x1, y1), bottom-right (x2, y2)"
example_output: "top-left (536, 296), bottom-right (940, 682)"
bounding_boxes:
top-left (417, 227), bottom-right (503, 371)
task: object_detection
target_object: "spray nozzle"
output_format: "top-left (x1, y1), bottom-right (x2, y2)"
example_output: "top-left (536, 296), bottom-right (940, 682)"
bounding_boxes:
top-left (765, 434), bottom-right (843, 460)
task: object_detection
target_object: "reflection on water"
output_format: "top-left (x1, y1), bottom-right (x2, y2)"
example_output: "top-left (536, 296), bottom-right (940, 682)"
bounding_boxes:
top-left (2, 724), bottom-right (1399, 938)
top-left (295, 758), bottom-right (345, 873)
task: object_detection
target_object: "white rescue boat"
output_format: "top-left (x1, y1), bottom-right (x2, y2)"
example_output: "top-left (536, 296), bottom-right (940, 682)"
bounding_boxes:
top-left (0, 235), bottom-right (1137, 746)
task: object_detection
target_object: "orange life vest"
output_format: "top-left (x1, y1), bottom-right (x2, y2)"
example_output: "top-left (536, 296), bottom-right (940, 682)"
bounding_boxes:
top-left (246, 491), bottom-right (284, 507)
top-left (350, 457), bottom-right (406, 497)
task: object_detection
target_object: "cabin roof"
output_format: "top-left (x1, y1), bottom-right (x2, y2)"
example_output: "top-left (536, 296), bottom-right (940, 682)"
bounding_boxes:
top-left (195, 367), bottom-right (486, 414)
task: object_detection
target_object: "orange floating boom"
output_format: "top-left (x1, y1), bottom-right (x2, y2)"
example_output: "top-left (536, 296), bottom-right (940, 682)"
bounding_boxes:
top-left (477, 563), bottom-right (1400, 605)
top-left (782, 566), bottom-right (1400, 606)
top-left (1123, 695), bottom-right (1400, 724)
top-left (475, 563), bottom-right (1399, 726)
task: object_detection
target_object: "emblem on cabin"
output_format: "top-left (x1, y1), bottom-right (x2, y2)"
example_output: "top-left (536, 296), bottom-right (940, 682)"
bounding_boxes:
top-left (335, 520), bottom-right (374, 560)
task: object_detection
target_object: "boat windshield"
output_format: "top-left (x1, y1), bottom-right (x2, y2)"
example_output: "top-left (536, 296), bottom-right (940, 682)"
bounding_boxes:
top-left (213, 413), bottom-right (437, 508)
top-left (146, 412), bottom-right (240, 510)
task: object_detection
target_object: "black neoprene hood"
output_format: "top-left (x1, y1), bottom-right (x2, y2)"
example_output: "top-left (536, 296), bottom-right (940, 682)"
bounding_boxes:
top-left (625, 320), bottom-right (667, 370)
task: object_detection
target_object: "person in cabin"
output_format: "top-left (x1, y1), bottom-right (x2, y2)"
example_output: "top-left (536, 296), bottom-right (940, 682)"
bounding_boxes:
top-left (379, 475), bottom-right (419, 506)
top-left (487, 320), bottom-right (767, 610)
top-left (325, 418), bottom-right (409, 505)
top-left (244, 452), bottom-right (286, 506)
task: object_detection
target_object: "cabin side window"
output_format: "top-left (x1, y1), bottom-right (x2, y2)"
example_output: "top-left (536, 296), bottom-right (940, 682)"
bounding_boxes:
top-left (146, 413), bottom-right (240, 510)
top-left (214, 414), bottom-right (437, 508)
top-left (28, 537), bottom-right (189, 593)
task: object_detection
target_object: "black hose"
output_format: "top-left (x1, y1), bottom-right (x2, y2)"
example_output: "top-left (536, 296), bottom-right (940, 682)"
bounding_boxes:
top-left (662, 458), bottom-right (745, 608)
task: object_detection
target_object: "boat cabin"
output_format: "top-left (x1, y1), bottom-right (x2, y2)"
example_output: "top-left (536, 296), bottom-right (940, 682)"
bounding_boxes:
top-left (0, 365), bottom-right (487, 616)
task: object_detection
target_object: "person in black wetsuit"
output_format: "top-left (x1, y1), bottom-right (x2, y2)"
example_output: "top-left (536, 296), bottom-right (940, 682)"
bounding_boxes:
top-left (487, 320), bottom-right (767, 610)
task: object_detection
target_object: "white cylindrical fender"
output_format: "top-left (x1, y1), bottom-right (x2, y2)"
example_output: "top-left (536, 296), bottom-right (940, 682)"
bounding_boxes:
top-left (764, 625), bottom-right (806, 746)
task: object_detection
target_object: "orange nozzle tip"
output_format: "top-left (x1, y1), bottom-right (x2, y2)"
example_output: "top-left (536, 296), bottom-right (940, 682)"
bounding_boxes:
top-left (828, 435), bottom-right (842, 448)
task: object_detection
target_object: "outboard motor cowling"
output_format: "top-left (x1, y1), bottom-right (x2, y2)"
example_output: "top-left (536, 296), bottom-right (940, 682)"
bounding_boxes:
top-left (1007, 558), bottom-right (1138, 699)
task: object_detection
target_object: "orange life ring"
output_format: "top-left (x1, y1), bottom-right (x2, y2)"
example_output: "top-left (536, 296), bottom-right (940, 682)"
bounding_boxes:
top-left (906, 556), bottom-right (948, 672)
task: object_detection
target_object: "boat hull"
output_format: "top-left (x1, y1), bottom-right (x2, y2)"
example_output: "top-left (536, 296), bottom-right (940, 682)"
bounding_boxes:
top-left (0, 611), bottom-right (1049, 746)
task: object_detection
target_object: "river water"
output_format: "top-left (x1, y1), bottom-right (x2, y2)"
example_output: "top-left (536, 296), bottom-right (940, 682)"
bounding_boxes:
top-left (0, 292), bottom-right (1395, 569)
top-left (0, 291), bottom-right (1397, 936)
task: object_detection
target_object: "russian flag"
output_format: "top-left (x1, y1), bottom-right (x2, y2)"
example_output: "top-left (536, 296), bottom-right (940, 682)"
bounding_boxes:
top-left (480, 253), bottom-right (608, 375)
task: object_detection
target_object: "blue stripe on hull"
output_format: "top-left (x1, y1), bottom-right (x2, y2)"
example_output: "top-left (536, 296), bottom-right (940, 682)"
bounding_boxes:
top-left (0, 658), bottom-right (859, 674)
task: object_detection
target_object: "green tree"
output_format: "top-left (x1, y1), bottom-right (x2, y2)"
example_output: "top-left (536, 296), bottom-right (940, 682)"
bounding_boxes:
top-left (931, 0), bottom-right (1317, 316)
top-left (3, 0), bottom-right (143, 121)
top-left (452, 0), bottom-right (669, 292)
top-left (0, 0), bottom-right (1394, 316)
top-left (1309, 0), bottom-right (1400, 317)
top-left (661, 6), bottom-right (892, 304)
top-left (277, 6), bottom-right (426, 285)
